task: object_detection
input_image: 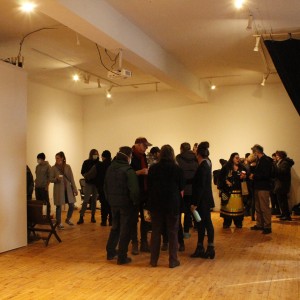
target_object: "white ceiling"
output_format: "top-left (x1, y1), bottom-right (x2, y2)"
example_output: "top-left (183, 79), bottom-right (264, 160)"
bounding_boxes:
top-left (1, 0), bottom-right (300, 100)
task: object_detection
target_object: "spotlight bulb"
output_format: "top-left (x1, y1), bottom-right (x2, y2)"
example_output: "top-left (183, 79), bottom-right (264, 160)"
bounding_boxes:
top-left (106, 90), bottom-right (112, 99)
top-left (20, 2), bottom-right (37, 12)
top-left (210, 84), bottom-right (216, 90)
top-left (72, 74), bottom-right (80, 82)
top-left (234, 0), bottom-right (244, 9)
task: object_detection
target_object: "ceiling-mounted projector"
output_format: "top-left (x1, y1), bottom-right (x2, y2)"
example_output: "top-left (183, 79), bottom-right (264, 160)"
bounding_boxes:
top-left (107, 68), bottom-right (132, 79)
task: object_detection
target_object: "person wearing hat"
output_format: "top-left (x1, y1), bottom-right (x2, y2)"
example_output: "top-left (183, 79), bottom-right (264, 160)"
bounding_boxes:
top-left (130, 137), bottom-right (152, 254)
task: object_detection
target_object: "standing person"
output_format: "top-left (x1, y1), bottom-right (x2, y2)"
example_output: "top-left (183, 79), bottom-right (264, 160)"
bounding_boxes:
top-left (50, 151), bottom-right (78, 230)
top-left (249, 144), bottom-right (273, 234)
top-left (96, 150), bottom-right (112, 226)
top-left (191, 142), bottom-right (215, 259)
top-left (27, 165), bottom-right (34, 201)
top-left (130, 137), bottom-right (152, 254)
top-left (176, 142), bottom-right (198, 240)
top-left (270, 153), bottom-right (280, 215)
top-left (218, 153), bottom-right (247, 229)
top-left (77, 149), bottom-right (100, 224)
top-left (105, 147), bottom-right (139, 265)
top-left (274, 150), bottom-right (294, 221)
top-left (148, 145), bottom-right (185, 268)
top-left (35, 153), bottom-right (51, 203)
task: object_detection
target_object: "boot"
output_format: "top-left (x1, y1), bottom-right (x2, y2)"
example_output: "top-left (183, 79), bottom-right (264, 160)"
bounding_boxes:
top-left (190, 245), bottom-right (205, 258)
top-left (140, 240), bottom-right (150, 252)
top-left (91, 214), bottom-right (96, 223)
top-left (203, 245), bottom-right (215, 259)
top-left (131, 242), bottom-right (139, 255)
top-left (77, 216), bottom-right (84, 225)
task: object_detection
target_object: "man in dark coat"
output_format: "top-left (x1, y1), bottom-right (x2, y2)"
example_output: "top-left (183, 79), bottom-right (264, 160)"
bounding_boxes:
top-left (250, 144), bottom-right (273, 234)
top-left (105, 147), bottom-right (139, 265)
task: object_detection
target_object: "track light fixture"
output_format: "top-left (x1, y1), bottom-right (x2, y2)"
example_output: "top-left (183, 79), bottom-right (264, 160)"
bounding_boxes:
top-left (83, 73), bottom-right (90, 84)
top-left (106, 86), bottom-right (113, 99)
top-left (97, 78), bottom-right (102, 88)
top-left (72, 74), bottom-right (80, 82)
top-left (261, 73), bottom-right (270, 86)
top-left (254, 36), bottom-right (261, 52)
top-left (234, 0), bottom-right (244, 9)
top-left (246, 14), bottom-right (253, 30)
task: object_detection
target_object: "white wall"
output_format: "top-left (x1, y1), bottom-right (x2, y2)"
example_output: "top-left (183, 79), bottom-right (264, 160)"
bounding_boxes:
top-left (82, 84), bottom-right (300, 210)
top-left (27, 82), bottom-right (84, 209)
top-left (0, 62), bottom-right (27, 253)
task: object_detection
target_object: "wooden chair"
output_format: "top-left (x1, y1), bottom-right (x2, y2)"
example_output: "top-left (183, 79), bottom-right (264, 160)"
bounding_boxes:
top-left (27, 200), bottom-right (62, 246)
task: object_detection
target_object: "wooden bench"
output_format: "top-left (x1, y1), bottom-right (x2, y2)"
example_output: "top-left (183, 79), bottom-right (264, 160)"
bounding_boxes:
top-left (27, 200), bottom-right (62, 246)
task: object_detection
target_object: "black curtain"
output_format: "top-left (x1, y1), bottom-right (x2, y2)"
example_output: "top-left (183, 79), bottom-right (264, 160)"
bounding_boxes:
top-left (264, 38), bottom-right (300, 115)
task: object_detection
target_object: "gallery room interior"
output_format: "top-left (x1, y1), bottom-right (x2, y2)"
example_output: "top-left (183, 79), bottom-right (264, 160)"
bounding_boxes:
top-left (0, 0), bottom-right (299, 299)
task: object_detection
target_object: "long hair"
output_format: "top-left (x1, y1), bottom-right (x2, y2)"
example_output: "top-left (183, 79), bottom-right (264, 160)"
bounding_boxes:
top-left (197, 141), bottom-right (209, 158)
top-left (227, 152), bottom-right (239, 170)
top-left (159, 144), bottom-right (175, 162)
top-left (55, 151), bottom-right (66, 164)
top-left (88, 149), bottom-right (98, 159)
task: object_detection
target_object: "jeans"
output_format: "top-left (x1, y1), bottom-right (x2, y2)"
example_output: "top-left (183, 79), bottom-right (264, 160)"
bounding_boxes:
top-left (80, 183), bottom-right (98, 216)
top-left (56, 203), bottom-right (74, 224)
top-left (106, 206), bottom-right (133, 259)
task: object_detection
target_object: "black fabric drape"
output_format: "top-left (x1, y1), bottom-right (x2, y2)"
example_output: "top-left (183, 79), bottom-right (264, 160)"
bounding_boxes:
top-left (264, 38), bottom-right (300, 115)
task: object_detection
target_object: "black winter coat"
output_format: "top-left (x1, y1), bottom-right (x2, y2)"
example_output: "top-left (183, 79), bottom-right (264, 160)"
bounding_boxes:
top-left (148, 160), bottom-right (185, 215)
top-left (274, 158), bottom-right (294, 194)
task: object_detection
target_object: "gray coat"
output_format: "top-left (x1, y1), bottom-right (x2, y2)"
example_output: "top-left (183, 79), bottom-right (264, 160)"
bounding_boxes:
top-left (50, 164), bottom-right (77, 205)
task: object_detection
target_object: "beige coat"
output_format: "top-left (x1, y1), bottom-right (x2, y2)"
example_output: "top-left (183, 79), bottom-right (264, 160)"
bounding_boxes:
top-left (50, 164), bottom-right (77, 205)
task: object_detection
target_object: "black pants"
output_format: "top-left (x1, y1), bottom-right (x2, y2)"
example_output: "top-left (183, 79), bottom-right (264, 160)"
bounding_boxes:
top-left (276, 192), bottom-right (290, 217)
top-left (151, 211), bottom-right (179, 265)
top-left (106, 206), bottom-right (133, 259)
top-left (196, 208), bottom-right (214, 246)
top-left (100, 193), bottom-right (112, 225)
top-left (223, 215), bottom-right (244, 227)
top-left (183, 195), bottom-right (192, 233)
top-left (35, 187), bottom-right (49, 203)
top-left (130, 193), bottom-right (151, 244)
top-left (162, 216), bottom-right (184, 245)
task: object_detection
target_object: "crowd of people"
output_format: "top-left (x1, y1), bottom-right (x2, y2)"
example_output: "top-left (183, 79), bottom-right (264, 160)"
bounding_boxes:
top-left (27, 138), bottom-right (295, 268)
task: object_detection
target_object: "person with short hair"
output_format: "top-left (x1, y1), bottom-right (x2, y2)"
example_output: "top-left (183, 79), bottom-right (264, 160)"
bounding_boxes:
top-left (35, 152), bottom-right (51, 203)
top-left (274, 150), bottom-right (294, 221)
top-left (50, 151), bottom-right (78, 230)
top-left (77, 149), bottom-right (100, 224)
top-left (105, 146), bottom-right (139, 265)
top-left (249, 144), bottom-right (273, 234)
top-left (130, 137), bottom-right (152, 254)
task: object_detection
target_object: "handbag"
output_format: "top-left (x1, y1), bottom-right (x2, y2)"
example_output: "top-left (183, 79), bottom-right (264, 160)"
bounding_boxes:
top-left (241, 181), bottom-right (249, 196)
top-left (83, 165), bottom-right (97, 181)
top-left (220, 190), bottom-right (231, 206)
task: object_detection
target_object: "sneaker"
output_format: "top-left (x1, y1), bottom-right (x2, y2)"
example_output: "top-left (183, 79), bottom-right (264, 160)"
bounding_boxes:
top-left (57, 224), bottom-right (64, 230)
top-left (65, 219), bottom-right (74, 226)
top-left (183, 232), bottom-right (191, 239)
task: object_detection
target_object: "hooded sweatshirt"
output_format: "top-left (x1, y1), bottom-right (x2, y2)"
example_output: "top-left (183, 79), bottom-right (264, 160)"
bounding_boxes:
top-left (35, 161), bottom-right (51, 188)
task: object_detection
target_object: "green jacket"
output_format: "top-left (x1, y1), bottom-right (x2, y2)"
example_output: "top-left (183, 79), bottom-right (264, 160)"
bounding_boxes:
top-left (104, 159), bottom-right (139, 207)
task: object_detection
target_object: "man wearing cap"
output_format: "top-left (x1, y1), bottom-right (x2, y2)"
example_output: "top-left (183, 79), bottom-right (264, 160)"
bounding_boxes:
top-left (249, 144), bottom-right (273, 234)
top-left (130, 137), bottom-right (152, 254)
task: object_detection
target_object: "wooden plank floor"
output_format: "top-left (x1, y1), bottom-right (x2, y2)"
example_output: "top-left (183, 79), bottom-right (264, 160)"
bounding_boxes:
top-left (1, 210), bottom-right (299, 300)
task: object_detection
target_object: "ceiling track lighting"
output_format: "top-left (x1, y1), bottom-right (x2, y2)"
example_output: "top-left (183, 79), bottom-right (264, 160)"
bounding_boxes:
top-left (106, 86), bottom-right (113, 99)
top-left (246, 14), bottom-right (253, 30)
top-left (83, 73), bottom-right (90, 84)
top-left (234, 0), bottom-right (244, 9)
top-left (97, 78), bottom-right (102, 88)
top-left (253, 36), bottom-right (261, 52)
top-left (261, 72), bottom-right (270, 86)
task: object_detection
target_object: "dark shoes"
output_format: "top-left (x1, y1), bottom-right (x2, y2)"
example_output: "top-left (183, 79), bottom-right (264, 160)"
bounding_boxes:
top-left (178, 244), bottom-right (185, 252)
top-left (280, 216), bottom-right (292, 221)
top-left (150, 261), bottom-right (157, 267)
top-left (190, 246), bottom-right (205, 258)
top-left (117, 257), bottom-right (132, 265)
top-left (276, 214), bottom-right (284, 218)
top-left (77, 216), bottom-right (84, 224)
top-left (161, 243), bottom-right (168, 251)
top-left (250, 225), bottom-right (263, 231)
top-left (203, 246), bottom-right (215, 259)
top-left (262, 228), bottom-right (272, 234)
top-left (235, 224), bottom-right (243, 229)
top-left (107, 253), bottom-right (117, 260)
top-left (140, 241), bottom-right (150, 253)
top-left (131, 242), bottom-right (139, 255)
top-left (91, 215), bottom-right (96, 223)
top-left (223, 224), bottom-right (230, 229)
top-left (169, 260), bottom-right (180, 268)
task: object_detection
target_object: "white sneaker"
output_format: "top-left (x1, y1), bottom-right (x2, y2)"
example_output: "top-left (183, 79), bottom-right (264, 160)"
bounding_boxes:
top-left (65, 219), bottom-right (74, 226)
top-left (57, 224), bottom-right (64, 230)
